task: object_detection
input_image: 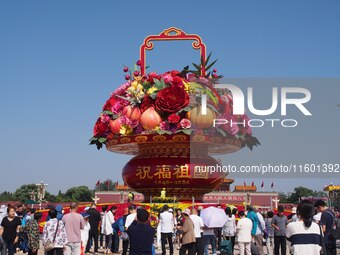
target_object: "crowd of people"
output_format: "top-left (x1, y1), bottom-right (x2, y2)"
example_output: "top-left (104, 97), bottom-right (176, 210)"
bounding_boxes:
top-left (0, 199), bottom-right (339, 255)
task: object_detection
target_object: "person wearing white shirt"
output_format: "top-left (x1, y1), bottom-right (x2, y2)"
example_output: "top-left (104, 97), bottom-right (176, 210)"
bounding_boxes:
top-left (80, 214), bottom-right (91, 255)
top-left (123, 204), bottom-right (137, 255)
top-left (286, 200), bottom-right (322, 255)
top-left (159, 205), bottom-right (174, 255)
top-left (101, 206), bottom-right (116, 254)
top-left (313, 211), bottom-right (322, 224)
top-left (254, 210), bottom-right (265, 255)
top-left (222, 207), bottom-right (237, 253)
top-left (124, 206), bottom-right (137, 230)
top-left (237, 211), bottom-right (253, 255)
top-left (190, 209), bottom-right (204, 255)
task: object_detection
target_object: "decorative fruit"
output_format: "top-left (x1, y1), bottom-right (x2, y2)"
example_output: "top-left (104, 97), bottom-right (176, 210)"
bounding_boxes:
top-left (125, 74), bottom-right (130, 80)
top-left (123, 67), bottom-right (128, 72)
top-left (109, 117), bottom-right (123, 134)
top-left (122, 105), bottom-right (141, 121)
top-left (188, 106), bottom-right (216, 129)
top-left (140, 107), bottom-right (161, 130)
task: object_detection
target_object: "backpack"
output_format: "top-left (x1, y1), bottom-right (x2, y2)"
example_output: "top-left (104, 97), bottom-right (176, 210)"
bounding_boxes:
top-left (251, 241), bottom-right (260, 255)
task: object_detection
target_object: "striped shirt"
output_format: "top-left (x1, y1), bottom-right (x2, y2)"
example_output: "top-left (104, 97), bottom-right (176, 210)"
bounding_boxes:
top-left (286, 221), bottom-right (322, 255)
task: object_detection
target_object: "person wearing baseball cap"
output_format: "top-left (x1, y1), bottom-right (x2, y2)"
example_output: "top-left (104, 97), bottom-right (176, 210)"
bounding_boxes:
top-left (177, 208), bottom-right (196, 255)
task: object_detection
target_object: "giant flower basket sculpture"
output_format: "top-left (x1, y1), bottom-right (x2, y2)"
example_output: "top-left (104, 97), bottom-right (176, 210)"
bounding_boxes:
top-left (90, 27), bottom-right (260, 201)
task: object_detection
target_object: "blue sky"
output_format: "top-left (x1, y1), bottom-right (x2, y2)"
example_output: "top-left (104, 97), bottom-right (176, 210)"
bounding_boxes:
top-left (0, 0), bottom-right (339, 194)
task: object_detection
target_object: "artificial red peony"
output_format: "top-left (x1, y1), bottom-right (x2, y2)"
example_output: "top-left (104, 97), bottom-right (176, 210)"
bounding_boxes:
top-left (140, 96), bottom-right (155, 113)
top-left (155, 86), bottom-right (189, 113)
top-left (171, 76), bottom-right (184, 87)
top-left (170, 70), bottom-right (180, 77)
top-left (102, 95), bottom-right (128, 113)
top-left (168, 113), bottom-right (181, 124)
top-left (147, 72), bottom-right (161, 84)
top-left (93, 117), bottom-right (109, 137)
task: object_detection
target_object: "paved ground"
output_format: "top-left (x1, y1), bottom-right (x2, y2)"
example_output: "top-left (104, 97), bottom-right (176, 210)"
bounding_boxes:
top-left (15, 239), bottom-right (340, 255)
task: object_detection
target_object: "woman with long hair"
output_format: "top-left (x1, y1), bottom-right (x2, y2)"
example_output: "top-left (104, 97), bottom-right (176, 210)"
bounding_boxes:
top-left (222, 207), bottom-right (236, 253)
top-left (101, 206), bottom-right (116, 254)
top-left (286, 200), bottom-right (322, 255)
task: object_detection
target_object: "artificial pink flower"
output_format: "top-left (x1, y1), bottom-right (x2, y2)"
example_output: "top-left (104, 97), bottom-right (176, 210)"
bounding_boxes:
top-left (111, 98), bottom-right (129, 114)
top-left (113, 81), bottom-right (131, 96)
top-left (121, 115), bottom-right (139, 128)
top-left (180, 118), bottom-right (191, 129)
top-left (159, 121), bottom-right (170, 131)
top-left (100, 114), bottom-right (110, 123)
top-left (221, 114), bottom-right (239, 135)
top-left (162, 73), bottom-right (173, 84)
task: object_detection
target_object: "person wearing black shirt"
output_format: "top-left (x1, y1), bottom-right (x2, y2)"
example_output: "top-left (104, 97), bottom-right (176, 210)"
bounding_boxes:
top-left (85, 204), bottom-right (101, 254)
top-left (0, 206), bottom-right (21, 255)
top-left (127, 208), bottom-right (155, 255)
top-left (315, 200), bottom-right (336, 255)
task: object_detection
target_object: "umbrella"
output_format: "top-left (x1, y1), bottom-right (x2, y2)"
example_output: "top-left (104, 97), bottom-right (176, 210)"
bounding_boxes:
top-left (24, 199), bottom-right (38, 205)
top-left (200, 206), bottom-right (228, 228)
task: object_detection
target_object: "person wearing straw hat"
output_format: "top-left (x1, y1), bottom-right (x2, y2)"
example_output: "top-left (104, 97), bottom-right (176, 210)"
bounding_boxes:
top-left (177, 208), bottom-right (195, 255)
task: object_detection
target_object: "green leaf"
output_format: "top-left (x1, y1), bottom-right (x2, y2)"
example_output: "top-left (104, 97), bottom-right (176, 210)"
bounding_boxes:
top-left (154, 79), bottom-right (165, 89)
top-left (89, 137), bottom-right (98, 142)
top-left (153, 78), bottom-right (160, 84)
top-left (177, 106), bottom-right (192, 113)
top-left (98, 137), bottom-right (107, 143)
top-left (217, 128), bottom-right (227, 136)
top-left (96, 142), bottom-right (103, 150)
top-left (205, 52), bottom-right (212, 66)
top-left (150, 93), bottom-right (158, 99)
top-left (181, 129), bottom-right (192, 135)
top-left (156, 129), bottom-right (172, 135)
top-left (207, 103), bottom-right (219, 113)
top-left (205, 59), bottom-right (218, 71)
top-left (188, 70), bottom-right (200, 75)
top-left (101, 110), bottom-right (114, 115)
top-left (192, 63), bottom-right (201, 71)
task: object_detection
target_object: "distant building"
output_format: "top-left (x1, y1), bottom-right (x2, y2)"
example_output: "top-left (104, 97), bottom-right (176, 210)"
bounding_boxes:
top-left (95, 181), bottom-right (278, 210)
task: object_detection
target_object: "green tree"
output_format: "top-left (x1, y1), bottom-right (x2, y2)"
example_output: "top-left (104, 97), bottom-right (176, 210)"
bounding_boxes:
top-left (0, 191), bottom-right (14, 202)
top-left (65, 186), bottom-right (94, 202)
top-left (45, 192), bottom-right (57, 203)
top-left (289, 186), bottom-right (315, 203)
top-left (13, 184), bottom-right (38, 202)
top-left (96, 179), bottom-right (117, 191)
top-left (278, 192), bottom-right (289, 203)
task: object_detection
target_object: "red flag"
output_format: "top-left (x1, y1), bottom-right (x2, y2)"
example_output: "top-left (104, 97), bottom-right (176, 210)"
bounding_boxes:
top-left (244, 181), bottom-right (246, 187)
top-left (271, 182), bottom-right (274, 188)
top-left (251, 181), bottom-right (254, 187)
top-left (96, 180), bottom-right (100, 186)
top-left (106, 180), bottom-right (110, 190)
top-left (115, 181), bottom-right (118, 187)
top-left (261, 181), bottom-right (264, 188)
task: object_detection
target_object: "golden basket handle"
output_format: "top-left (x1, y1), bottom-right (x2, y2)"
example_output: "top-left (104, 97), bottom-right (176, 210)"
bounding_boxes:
top-left (139, 27), bottom-right (206, 76)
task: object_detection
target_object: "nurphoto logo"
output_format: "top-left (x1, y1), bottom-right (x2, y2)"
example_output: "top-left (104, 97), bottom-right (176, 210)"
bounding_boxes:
top-left (201, 84), bottom-right (312, 128)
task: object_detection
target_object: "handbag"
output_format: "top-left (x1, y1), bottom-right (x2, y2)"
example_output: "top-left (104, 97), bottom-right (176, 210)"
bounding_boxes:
top-left (251, 241), bottom-right (260, 255)
top-left (44, 220), bottom-right (59, 252)
top-left (120, 232), bottom-right (129, 241)
top-left (220, 235), bottom-right (233, 255)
